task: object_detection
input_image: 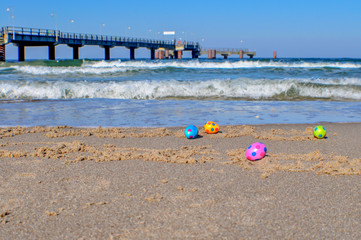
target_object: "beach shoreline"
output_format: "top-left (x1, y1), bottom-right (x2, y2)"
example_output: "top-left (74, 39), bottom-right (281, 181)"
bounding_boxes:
top-left (1, 122), bottom-right (360, 239)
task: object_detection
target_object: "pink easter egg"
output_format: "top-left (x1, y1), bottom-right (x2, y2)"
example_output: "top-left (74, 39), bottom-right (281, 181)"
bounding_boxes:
top-left (245, 142), bottom-right (267, 161)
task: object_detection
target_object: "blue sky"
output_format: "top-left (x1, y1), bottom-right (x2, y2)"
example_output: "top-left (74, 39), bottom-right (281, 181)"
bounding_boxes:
top-left (1, 0), bottom-right (361, 59)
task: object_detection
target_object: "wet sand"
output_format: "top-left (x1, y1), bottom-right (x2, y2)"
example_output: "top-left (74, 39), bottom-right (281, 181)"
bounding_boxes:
top-left (0, 123), bottom-right (360, 239)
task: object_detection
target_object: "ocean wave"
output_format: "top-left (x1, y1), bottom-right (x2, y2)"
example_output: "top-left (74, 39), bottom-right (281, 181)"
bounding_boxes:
top-left (84, 59), bottom-right (361, 69)
top-left (300, 77), bottom-right (361, 86)
top-left (1, 78), bottom-right (360, 100)
top-left (12, 65), bottom-right (130, 75)
top-left (2, 59), bottom-right (359, 76)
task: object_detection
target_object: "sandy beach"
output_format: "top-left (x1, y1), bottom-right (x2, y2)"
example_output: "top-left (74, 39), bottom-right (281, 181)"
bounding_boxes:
top-left (0, 122), bottom-right (360, 239)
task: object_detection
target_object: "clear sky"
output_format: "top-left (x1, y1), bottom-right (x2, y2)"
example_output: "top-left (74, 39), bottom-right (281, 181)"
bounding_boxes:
top-left (1, 0), bottom-right (361, 59)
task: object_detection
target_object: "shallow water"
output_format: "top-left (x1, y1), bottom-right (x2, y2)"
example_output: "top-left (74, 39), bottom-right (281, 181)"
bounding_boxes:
top-left (0, 58), bottom-right (360, 127)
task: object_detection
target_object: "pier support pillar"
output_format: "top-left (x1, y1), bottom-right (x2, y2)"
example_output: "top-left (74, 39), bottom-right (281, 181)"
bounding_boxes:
top-left (208, 50), bottom-right (216, 59)
top-left (273, 51), bottom-right (277, 59)
top-left (192, 50), bottom-right (199, 59)
top-left (73, 46), bottom-right (80, 60)
top-left (177, 50), bottom-right (182, 59)
top-left (165, 50), bottom-right (169, 59)
top-left (159, 50), bottom-right (165, 59)
top-left (73, 46), bottom-right (79, 60)
top-left (68, 45), bottom-right (83, 60)
top-left (150, 49), bottom-right (155, 60)
top-left (239, 50), bottom-right (243, 59)
top-left (130, 47), bottom-right (136, 60)
top-left (208, 50), bottom-right (212, 59)
top-left (222, 54), bottom-right (228, 59)
top-left (0, 45), bottom-right (5, 62)
top-left (156, 51), bottom-right (159, 59)
top-left (48, 45), bottom-right (56, 60)
top-left (100, 45), bottom-right (114, 60)
top-left (105, 46), bottom-right (111, 60)
top-left (18, 45), bottom-right (25, 62)
top-left (156, 50), bottom-right (165, 59)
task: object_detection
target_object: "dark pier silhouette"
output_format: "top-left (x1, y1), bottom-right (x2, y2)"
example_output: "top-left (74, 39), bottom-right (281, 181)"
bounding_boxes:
top-left (0, 26), bottom-right (256, 61)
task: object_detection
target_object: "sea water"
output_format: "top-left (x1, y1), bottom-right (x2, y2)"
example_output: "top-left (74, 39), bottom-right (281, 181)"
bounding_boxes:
top-left (0, 58), bottom-right (360, 127)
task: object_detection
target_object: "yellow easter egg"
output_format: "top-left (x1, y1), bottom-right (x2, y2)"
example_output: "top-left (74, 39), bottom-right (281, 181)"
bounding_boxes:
top-left (204, 121), bottom-right (219, 134)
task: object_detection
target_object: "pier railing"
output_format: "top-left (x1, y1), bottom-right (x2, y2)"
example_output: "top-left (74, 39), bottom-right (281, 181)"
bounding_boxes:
top-left (1, 26), bottom-right (257, 61)
top-left (1, 26), bottom-right (199, 49)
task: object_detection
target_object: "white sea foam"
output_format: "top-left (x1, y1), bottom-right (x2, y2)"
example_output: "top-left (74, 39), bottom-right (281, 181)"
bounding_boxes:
top-left (7, 59), bottom-right (361, 76)
top-left (85, 59), bottom-right (361, 69)
top-left (1, 78), bottom-right (360, 100)
top-left (296, 77), bottom-right (361, 86)
top-left (13, 65), bottom-right (130, 75)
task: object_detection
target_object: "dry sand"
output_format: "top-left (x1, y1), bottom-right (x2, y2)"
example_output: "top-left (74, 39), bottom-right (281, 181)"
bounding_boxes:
top-left (0, 123), bottom-right (360, 239)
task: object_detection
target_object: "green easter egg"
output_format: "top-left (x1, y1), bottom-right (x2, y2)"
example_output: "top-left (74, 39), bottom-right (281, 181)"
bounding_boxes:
top-left (313, 125), bottom-right (326, 139)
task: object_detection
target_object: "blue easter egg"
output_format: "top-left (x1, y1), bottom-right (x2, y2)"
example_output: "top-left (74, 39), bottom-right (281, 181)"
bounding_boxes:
top-left (184, 125), bottom-right (199, 139)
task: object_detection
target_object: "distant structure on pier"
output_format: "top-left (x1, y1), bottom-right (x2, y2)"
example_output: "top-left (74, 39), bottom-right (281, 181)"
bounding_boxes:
top-left (201, 48), bottom-right (256, 59)
top-left (0, 26), bottom-right (256, 61)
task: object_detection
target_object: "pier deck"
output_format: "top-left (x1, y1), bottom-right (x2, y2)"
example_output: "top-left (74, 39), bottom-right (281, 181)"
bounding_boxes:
top-left (0, 26), bottom-right (200, 61)
top-left (1, 26), bottom-right (256, 61)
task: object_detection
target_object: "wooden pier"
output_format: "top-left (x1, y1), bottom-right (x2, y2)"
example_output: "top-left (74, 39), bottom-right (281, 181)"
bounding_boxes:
top-left (0, 26), bottom-right (256, 61)
top-left (0, 26), bottom-right (200, 61)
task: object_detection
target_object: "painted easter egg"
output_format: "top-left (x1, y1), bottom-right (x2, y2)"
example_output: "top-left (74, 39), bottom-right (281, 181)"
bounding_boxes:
top-left (313, 125), bottom-right (326, 139)
top-left (204, 121), bottom-right (220, 134)
top-left (184, 125), bottom-right (199, 139)
top-left (245, 142), bottom-right (267, 161)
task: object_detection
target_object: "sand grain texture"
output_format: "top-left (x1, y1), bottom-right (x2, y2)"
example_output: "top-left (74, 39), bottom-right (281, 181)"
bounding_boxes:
top-left (0, 123), bottom-right (360, 239)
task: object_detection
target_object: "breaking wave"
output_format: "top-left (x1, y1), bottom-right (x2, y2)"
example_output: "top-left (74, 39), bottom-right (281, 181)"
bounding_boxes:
top-left (1, 59), bottom-right (360, 76)
top-left (1, 77), bottom-right (360, 100)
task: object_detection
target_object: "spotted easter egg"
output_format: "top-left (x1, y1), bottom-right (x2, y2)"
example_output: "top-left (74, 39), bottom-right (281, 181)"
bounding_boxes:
top-left (204, 121), bottom-right (220, 134)
top-left (313, 125), bottom-right (326, 139)
top-left (184, 125), bottom-right (199, 139)
top-left (245, 142), bottom-right (267, 161)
